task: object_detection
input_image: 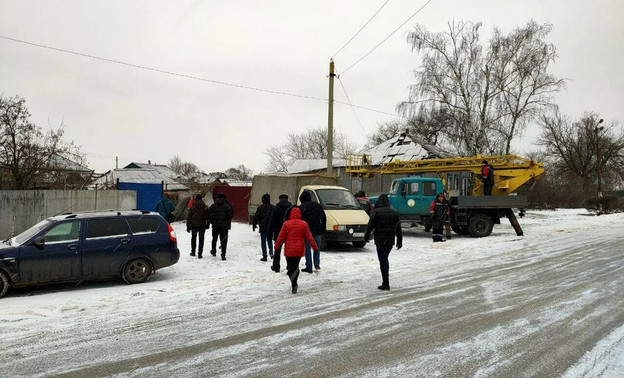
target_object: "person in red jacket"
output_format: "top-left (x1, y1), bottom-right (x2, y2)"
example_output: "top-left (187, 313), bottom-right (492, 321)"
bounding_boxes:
top-left (274, 207), bottom-right (318, 294)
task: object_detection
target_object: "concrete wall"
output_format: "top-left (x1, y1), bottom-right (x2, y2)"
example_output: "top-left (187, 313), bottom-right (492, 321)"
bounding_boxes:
top-left (0, 190), bottom-right (137, 238)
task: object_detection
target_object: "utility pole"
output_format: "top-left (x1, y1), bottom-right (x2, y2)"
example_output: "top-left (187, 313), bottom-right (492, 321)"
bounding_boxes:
top-left (327, 59), bottom-right (335, 177)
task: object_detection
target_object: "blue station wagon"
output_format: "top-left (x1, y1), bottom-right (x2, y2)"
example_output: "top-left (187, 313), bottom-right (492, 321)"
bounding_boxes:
top-left (0, 210), bottom-right (180, 298)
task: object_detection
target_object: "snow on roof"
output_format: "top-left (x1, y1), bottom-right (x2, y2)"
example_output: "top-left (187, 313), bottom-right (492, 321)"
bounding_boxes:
top-left (93, 163), bottom-right (187, 190)
top-left (287, 158), bottom-right (346, 174)
top-left (368, 133), bottom-right (453, 165)
top-left (287, 134), bottom-right (452, 174)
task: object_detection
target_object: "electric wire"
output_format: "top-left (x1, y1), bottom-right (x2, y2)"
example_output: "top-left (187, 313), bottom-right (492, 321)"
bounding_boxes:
top-left (0, 35), bottom-right (400, 119)
top-left (340, 0), bottom-right (433, 76)
top-left (337, 76), bottom-right (367, 135)
top-left (0, 35), bottom-right (326, 102)
top-left (332, 0), bottom-right (391, 58)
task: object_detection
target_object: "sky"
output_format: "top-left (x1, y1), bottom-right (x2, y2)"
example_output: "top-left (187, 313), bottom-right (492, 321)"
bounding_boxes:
top-left (1, 0), bottom-right (623, 174)
top-left (1, 209), bottom-right (623, 375)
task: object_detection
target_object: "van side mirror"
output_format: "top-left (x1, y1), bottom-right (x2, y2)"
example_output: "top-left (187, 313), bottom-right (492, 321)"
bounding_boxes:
top-left (33, 236), bottom-right (45, 249)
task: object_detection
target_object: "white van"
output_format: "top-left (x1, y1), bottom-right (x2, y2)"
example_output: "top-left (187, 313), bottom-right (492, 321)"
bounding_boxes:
top-left (297, 185), bottom-right (370, 248)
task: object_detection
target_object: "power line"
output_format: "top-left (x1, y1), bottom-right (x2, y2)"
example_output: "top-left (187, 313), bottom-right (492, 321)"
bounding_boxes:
top-left (0, 35), bottom-right (326, 102)
top-left (0, 35), bottom-right (401, 118)
top-left (332, 0), bottom-right (391, 58)
top-left (337, 76), bottom-right (367, 135)
top-left (340, 0), bottom-right (434, 76)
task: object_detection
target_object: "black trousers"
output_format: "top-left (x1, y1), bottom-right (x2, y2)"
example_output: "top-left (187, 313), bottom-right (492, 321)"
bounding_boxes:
top-left (376, 244), bottom-right (392, 286)
top-left (211, 227), bottom-right (229, 255)
top-left (191, 227), bottom-right (206, 254)
top-left (484, 181), bottom-right (493, 195)
top-left (285, 256), bottom-right (301, 288)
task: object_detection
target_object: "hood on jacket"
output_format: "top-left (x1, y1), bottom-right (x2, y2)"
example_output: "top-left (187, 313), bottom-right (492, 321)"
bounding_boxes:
top-left (299, 190), bottom-right (311, 203)
top-left (192, 198), bottom-right (206, 209)
top-left (261, 193), bottom-right (271, 204)
top-left (375, 194), bottom-right (390, 208)
top-left (287, 207), bottom-right (301, 220)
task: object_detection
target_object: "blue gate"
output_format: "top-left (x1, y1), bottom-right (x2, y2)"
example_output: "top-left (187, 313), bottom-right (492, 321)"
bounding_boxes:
top-left (117, 182), bottom-right (162, 212)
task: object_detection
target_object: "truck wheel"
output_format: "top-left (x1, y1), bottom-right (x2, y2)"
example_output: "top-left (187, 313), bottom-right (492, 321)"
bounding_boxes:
top-left (468, 214), bottom-right (494, 237)
top-left (352, 241), bottom-right (366, 248)
top-left (451, 225), bottom-right (469, 235)
top-left (0, 271), bottom-right (9, 298)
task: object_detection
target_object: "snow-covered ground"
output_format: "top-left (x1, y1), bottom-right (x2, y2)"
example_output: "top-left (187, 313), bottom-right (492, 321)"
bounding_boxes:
top-left (1, 209), bottom-right (623, 376)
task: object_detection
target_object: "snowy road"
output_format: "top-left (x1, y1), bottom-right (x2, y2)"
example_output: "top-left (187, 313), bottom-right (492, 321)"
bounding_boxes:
top-left (1, 209), bottom-right (623, 377)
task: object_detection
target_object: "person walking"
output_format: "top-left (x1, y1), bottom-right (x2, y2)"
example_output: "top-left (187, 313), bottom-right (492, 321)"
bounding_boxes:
top-left (186, 194), bottom-right (209, 258)
top-left (429, 192), bottom-right (450, 242)
top-left (208, 193), bottom-right (234, 260)
top-left (268, 194), bottom-right (292, 273)
top-left (481, 160), bottom-right (495, 195)
top-left (299, 190), bottom-right (326, 272)
top-left (252, 193), bottom-right (274, 262)
top-left (355, 190), bottom-right (372, 214)
top-left (155, 194), bottom-right (176, 223)
top-left (274, 207), bottom-right (319, 294)
top-left (364, 194), bottom-right (402, 291)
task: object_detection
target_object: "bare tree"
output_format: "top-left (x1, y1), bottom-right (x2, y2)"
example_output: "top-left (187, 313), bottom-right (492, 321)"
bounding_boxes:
top-left (399, 20), bottom-right (565, 155)
top-left (225, 164), bottom-right (253, 180)
top-left (539, 110), bottom-right (624, 192)
top-left (264, 127), bottom-right (357, 172)
top-left (168, 155), bottom-right (201, 177)
top-left (0, 95), bottom-right (84, 189)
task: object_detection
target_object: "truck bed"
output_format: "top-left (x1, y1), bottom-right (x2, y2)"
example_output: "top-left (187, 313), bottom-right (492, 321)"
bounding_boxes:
top-left (451, 195), bottom-right (528, 209)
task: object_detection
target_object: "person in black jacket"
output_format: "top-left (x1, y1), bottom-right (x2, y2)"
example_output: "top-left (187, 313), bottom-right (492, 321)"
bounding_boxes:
top-left (364, 194), bottom-right (402, 291)
top-left (429, 192), bottom-right (450, 242)
top-left (268, 194), bottom-right (292, 273)
top-left (299, 190), bottom-right (326, 272)
top-left (208, 193), bottom-right (234, 260)
top-left (187, 194), bottom-right (209, 258)
top-left (252, 193), bottom-right (274, 262)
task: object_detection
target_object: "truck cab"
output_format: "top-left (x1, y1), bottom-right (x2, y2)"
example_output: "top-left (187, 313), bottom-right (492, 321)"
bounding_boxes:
top-left (370, 177), bottom-right (442, 226)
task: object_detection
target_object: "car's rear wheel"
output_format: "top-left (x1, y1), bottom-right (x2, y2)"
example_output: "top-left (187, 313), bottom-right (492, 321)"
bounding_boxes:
top-left (122, 258), bottom-right (153, 284)
top-left (0, 271), bottom-right (10, 298)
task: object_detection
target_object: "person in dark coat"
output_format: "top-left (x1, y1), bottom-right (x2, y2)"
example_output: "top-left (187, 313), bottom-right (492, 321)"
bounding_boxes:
top-left (208, 193), bottom-right (234, 260)
top-left (274, 207), bottom-right (318, 294)
top-left (481, 160), bottom-right (495, 195)
top-left (429, 192), bottom-right (450, 242)
top-left (299, 190), bottom-right (326, 272)
top-left (355, 190), bottom-right (372, 214)
top-left (252, 193), bottom-right (274, 262)
top-left (155, 195), bottom-right (176, 222)
top-left (364, 194), bottom-right (402, 291)
top-left (268, 194), bottom-right (292, 273)
top-left (186, 194), bottom-right (209, 258)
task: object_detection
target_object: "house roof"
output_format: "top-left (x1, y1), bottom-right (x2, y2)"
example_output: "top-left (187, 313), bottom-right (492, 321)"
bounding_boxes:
top-left (93, 162), bottom-right (187, 190)
top-left (287, 134), bottom-right (452, 174)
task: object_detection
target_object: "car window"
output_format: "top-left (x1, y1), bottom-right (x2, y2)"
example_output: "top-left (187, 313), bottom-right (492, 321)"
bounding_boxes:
top-left (303, 190), bottom-right (319, 203)
top-left (317, 189), bottom-right (360, 209)
top-left (126, 216), bottom-right (160, 234)
top-left (407, 182), bottom-right (419, 195)
top-left (12, 219), bottom-right (53, 245)
top-left (422, 181), bottom-right (438, 196)
top-left (44, 220), bottom-right (81, 243)
top-left (85, 218), bottom-right (129, 239)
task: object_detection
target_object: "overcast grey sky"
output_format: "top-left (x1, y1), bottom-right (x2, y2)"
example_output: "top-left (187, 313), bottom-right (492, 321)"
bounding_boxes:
top-left (1, 0), bottom-right (623, 174)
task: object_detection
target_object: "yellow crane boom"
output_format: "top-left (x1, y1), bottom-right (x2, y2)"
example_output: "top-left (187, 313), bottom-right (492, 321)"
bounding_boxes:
top-left (345, 153), bottom-right (545, 196)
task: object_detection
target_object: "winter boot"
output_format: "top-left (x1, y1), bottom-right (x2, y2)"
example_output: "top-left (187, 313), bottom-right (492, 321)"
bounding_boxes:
top-left (210, 250), bottom-right (217, 257)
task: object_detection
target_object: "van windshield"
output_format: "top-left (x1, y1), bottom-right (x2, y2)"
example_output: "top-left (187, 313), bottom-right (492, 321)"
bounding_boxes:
top-left (11, 219), bottom-right (54, 246)
top-left (317, 189), bottom-right (361, 210)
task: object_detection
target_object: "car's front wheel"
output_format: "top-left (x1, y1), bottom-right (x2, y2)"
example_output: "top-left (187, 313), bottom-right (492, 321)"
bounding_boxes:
top-left (0, 271), bottom-right (10, 298)
top-left (122, 258), bottom-right (153, 284)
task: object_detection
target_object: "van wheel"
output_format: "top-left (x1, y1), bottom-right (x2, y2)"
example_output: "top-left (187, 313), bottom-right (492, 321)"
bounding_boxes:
top-left (352, 241), bottom-right (366, 248)
top-left (468, 214), bottom-right (494, 237)
top-left (122, 258), bottom-right (153, 284)
top-left (0, 271), bottom-right (10, 298)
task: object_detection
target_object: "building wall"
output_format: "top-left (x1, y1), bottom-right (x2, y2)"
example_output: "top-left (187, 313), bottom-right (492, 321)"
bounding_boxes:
top-left (0, 190), bottom-right (137, 237)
